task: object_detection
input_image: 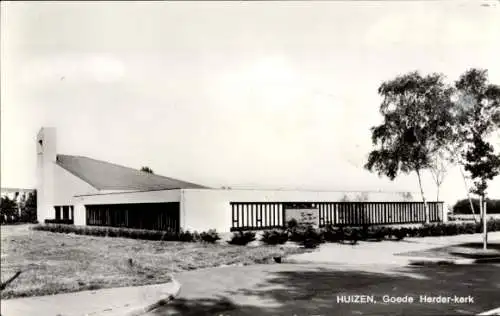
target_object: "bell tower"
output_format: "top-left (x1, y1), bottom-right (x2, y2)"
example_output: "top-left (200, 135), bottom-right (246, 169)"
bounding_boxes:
top-left (36, 127), bottom-right (57, 223)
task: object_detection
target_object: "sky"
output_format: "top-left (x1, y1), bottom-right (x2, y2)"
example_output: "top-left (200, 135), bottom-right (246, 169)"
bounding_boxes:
top-left (1, 0), bottom-right (499, 206)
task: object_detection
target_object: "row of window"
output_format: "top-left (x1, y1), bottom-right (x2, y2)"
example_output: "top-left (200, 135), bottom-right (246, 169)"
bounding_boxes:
top-left (54, 205), bottom-right (74, 220)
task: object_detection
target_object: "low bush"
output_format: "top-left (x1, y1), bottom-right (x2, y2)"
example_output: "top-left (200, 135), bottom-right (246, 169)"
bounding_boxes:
top-left (318, 219), bottom-right (500, 243)
top-left (228, 231), bottom-right (256, 246)
top-left (287, 224), bottom-right (323, 248)
top-left (488, 218), bottom-right (500, 231)
top-left (32, 224), bottom-right (213, 242)
top-left (339, 227), bottom-right (360, 245)
top-left (321, 225), bottom-right (342, 242)
top-left (261, 229), bottom-right (289, 245)
top-left (392, 228), bottom-right (406, 241)
top-left (463, 222), bottom-right (477, 234)
top-left (30, 218), bottom-right (500, 245)
top-left (300, 226), bottom-right (323, 249)
top-left (288, 225), bottom-right (305, 243)
top-left (178, 230), bottom-right (198, 242)
top-left (360, 226), bottom-right (387, 241)
top-left (287, 218), bottom-right (299, 230)
top-left (200, 229), bottom-right (220, 243)
top-left (45, 219), bottom-right (74, 225)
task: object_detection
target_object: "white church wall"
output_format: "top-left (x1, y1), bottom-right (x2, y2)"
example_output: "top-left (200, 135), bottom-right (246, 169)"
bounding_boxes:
top-left (181, 188), bottom-right (421, 232)
top-left (53, 164), bottom-right (99, 207)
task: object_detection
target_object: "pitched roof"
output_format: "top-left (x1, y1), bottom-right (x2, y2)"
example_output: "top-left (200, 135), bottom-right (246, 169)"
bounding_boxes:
top-left (56, 155), bottom-right (208, 191)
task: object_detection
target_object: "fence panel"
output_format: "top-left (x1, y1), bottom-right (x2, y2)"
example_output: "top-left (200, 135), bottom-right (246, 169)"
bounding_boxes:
top-left (231, 201), bottom-right (444, 230)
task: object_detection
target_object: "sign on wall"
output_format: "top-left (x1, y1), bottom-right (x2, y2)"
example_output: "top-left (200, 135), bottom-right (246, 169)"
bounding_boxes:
top-left (285, 207), bottom-right (320, 228)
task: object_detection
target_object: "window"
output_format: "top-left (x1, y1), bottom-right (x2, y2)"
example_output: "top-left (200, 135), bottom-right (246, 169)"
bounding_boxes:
top-left (54, 206), bottom-right (61, 220)
top-left (62, 206), bottom-right (70, 220)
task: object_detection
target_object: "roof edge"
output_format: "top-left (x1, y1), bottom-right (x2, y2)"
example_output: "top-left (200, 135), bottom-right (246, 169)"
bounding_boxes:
top-left (74, 187), bottom-right (188, 197)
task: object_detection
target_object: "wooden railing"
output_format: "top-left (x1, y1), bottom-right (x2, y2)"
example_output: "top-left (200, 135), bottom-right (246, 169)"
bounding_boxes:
top-left (230, 201), bottom-right (443, 231)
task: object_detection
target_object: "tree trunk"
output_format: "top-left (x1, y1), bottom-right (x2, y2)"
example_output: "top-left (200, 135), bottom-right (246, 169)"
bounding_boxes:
top-left (459, 165), bottom-right (478, 222)
top-left (483, 197), bottom-right (488, 250)
top-left (416, 169), bottom-right (430, 224)
top-left (436, 185), bottom-right (440, 203)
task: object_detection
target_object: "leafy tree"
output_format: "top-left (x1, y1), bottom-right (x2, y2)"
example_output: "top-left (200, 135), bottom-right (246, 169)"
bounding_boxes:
top-left (140, 166), bottom-right (154, 174)
top-left (1, 196), bottom-right (18, 223)
top-left (365, 72), bottom-right (455, 224)
top-left (428, 149), bottom-right (451, 202)
top-left (453, 69), bottom-right (500, 248)
top-left (463, 136), bottom-right (500, 199)
top-left (454, 69), bottom-right (500, 205)
top-left (21, 190), bottom-right (37, 223)
top-left (454, 69), bottom-right (500, 141)
top-left (453, 198), bottom-right (500, 215)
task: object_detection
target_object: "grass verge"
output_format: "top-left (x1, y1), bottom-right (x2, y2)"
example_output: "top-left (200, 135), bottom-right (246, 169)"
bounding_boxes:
top-left (0, 225), bottom-right (308, 299)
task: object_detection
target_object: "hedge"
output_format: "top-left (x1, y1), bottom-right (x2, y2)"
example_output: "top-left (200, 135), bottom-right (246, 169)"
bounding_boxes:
top-left (31, 224), bottom-right (220, 242)
top-left (453, 199), bottom-right (500, 214)
top-left (260, 218), bottom-right (500, 248)
top-left (45, 219), bottom-right (74, 225)
top-left (32, 218), bottom-right (500, 246)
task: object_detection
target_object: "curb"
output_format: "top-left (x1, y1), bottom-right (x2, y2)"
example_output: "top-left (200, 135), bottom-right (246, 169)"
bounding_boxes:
top-left (278, 257), bottom-right (412, 266)
top-left (478, 306), bottom-right (500, 315)
top-left (124, 275), bottom-right (182, 316)
top-left (408, 256), bottom-right (500, 266)
top-left (284, 255), bottom-right (500, 266)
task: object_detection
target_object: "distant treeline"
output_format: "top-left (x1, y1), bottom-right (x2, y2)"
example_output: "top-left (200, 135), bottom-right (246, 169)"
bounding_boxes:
top-left (452, 199), bottom-right (500, 214)
top-left (0, 190), bottom-right (37, 224)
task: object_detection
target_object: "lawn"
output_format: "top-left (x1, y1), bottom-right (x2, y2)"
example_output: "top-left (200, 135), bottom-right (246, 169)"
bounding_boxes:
top-left (0, 225), bottom-right (307, 299)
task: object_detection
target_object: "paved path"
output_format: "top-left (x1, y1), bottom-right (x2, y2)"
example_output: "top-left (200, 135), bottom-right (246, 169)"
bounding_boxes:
top-left (147, 262), bottom-right (500, 316)
top-left (286, 232), bottom-right (500, 265)
top-left (1, 281), bottom-right (179, 316)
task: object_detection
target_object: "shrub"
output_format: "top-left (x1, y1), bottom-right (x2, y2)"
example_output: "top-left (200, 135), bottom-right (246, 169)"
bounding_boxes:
top-left (44, 219), bottom-right (74, 225)
top-left (431, 224), bottom-right (446, 236)
top-left (393, 228), bottom-right (406, 240)
top-left (200, 229), bottom-right (220, 243)
top-left (107, 228), bottom-right (118, 237)
top-left (287, 224), bottom-right (323, 248)
top-left (444, 224), bottom-right (458, 236)
top-left (341, 227), bottom-right (360, 245)
top-left (33, 224), bottom-right (182, 242)
top-left (287, 218), bottom-right (298, 230)
top-left (178, 230), bottom-right (197, 242)
top-left (463, 222), bottom-right (476, 234)
top-left (261, 229), bottom-right (289, 245)
top-left (455, 223), bottom-right (465, 235)
top-left (361, 226), bottom-right (387, 241)
top-left (404, 227), bottom-right (416, 237)
top-left (287, 225), bottom-right (305, 243)
top-left (300, 226), bottom-right (323, 249)
top-left (418, 225), bottom-right (431, 237)
top-left (476, 222), bottom-right (483, 234)
top-left (487, 218), bottom-right (500, 231)
top-left (228, 231), bottom-right (256, 246)
top-left (374, 227), bottom-right (387, 241)
top-left (321, 225), bottom-right (342, 242)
